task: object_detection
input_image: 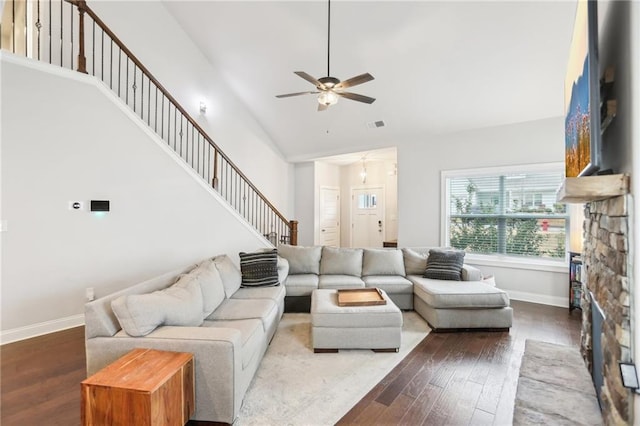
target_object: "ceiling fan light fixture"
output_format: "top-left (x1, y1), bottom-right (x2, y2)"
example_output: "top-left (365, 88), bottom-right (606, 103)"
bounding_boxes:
top-left (318, 90), bottom-right (339, 106)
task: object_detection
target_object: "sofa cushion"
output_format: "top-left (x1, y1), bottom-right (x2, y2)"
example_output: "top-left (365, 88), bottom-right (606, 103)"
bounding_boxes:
top-left (410, 276), bottom-right (510, 309)
top-left (232, 284), bottom-right (286, 303)
top-left (283, 273), bottom-right (319, 297)
top-left (278, 244), bottom-right (322, 274)
top-left (202, 318), bottom-right (264, 369)
top-left (111, 278), bottom-right (204, 337)
top-left (362, 249), bottom-right (406, 276)
top-left (424, 249), bottom-right (465, 281)
top-left (320, 247), bottom-right (363, 276)
top-left (363, 275), bottom-right (413, 294)
top-left (186, 259), bottom-right (227, 318)
top-left (239, 249), bottom-right (279, 287)
top-left (402, 248), bottom-right (429, 275)
top-left (318, 274), bottom-right (365, 289)
top-left (206, 298), bottom-right (279, 334)
top-left (212, 254), bottom-right (243, 298)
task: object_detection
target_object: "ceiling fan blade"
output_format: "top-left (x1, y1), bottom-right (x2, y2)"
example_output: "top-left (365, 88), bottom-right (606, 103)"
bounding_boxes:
top-left (337, 91), bottom-right (376, 104)
top-left (335, 73), bottom-right (374, 90)
top-left (294, 71), bottom-right (324, 88)
top-left (276, 91), bottom-right (318, 98)
top-left (318, 103), bottom-right (329, 112)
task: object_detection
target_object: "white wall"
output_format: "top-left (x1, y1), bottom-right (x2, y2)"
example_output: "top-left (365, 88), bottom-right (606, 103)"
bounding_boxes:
top-left (89, 1), bottom-right (294, 218)
top-left (0, 55), bottom-right (272, 341)
top-left (293, 162), bottom-right (315, 246)
top-left (398, 117), bottom-right (569, 305)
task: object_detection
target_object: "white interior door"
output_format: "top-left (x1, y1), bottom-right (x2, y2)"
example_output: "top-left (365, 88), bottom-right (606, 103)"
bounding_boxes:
top-left (351, 187), bottom-right (384, 248)
top-left (319, 187), bottom-right (340, 247)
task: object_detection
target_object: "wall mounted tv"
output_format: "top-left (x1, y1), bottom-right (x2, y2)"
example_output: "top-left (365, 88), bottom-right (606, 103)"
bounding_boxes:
top-left (565, 0), bottom-right (601, 177)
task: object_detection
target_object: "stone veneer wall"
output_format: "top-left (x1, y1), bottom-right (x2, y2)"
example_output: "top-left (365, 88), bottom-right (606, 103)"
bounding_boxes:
top-left (580, 195), bottom-right (632, 425)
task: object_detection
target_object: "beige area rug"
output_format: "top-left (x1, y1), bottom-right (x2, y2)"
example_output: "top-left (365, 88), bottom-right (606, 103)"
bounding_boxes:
top-left (235, 311), bottom-right (430, 426)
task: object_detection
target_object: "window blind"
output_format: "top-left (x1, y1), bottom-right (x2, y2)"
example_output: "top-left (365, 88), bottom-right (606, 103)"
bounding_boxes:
top-left (446, 168), bottom-right (567, 259)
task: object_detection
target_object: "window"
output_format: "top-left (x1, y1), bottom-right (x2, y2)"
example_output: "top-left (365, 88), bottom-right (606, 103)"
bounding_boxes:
top-left (442, 164), bottom-right (567, 262)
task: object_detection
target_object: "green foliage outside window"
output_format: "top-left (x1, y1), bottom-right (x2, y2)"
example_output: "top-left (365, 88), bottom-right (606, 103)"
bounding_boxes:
top-left (449, 180), bottom-right (566, 259)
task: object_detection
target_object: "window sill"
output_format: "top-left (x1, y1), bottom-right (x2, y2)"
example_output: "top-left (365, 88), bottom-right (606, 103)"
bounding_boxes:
top-left (464, 254), bottom-right (568, 274)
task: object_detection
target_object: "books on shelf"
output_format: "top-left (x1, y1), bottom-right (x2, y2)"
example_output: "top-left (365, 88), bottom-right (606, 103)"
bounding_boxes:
top-left (570, 261), bottom-right (582, 282)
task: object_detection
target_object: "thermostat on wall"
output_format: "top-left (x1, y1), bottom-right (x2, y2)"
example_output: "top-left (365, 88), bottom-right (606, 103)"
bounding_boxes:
top-left (90, 200), bottom-right (110, 212)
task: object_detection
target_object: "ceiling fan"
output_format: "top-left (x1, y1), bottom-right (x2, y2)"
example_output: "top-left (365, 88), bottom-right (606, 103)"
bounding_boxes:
top-left (276, 0), bottom-right (375, 112)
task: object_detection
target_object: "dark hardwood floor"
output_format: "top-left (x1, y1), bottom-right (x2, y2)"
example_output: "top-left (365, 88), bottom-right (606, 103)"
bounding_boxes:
top-left (336, 301), bottom-right (582, 425)
top-left (0, 301), bottom-right (580, 426)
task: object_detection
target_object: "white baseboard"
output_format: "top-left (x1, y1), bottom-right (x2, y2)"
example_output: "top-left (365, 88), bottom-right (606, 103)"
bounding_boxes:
top-left (507, 290), bottom-right (568, 308)
top-left (1, 314), bottom-right (85, 345)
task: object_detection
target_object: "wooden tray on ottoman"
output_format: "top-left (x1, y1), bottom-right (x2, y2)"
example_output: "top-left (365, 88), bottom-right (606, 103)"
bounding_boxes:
top-left (337, 288), bottom-right (387, 306)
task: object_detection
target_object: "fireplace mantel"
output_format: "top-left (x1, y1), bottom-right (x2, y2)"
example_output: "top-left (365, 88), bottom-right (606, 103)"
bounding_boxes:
top-left (556, 174), bottom-right (630, 203)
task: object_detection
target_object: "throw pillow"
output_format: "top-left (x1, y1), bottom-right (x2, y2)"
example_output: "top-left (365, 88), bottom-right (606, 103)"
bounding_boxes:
top-left (277, 244), bottom-right (322, 274)
top-left (402, 248), bottom-right (429, 275)
top-left (239, 249), bottom-right (280, 287)
top-left (320, 246), bottom-right (363, 276)
top-left (212, 254), bottom-right (243, 297)
top-left (111, 279), bottom-right (204, 337)
top-left (362, 249), bottom-right (406, 276)
top-left (181, 259), bottom-right (226, 319)
top-left (423, 249), bottom-right (465, 281)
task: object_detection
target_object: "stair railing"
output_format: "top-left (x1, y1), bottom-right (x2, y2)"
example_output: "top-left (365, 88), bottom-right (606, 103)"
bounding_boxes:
top-left (0, 0), bottom-right (298, 245)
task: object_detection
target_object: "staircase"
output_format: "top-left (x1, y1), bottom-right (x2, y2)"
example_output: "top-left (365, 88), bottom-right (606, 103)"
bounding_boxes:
top-left (0, 0), bottom-right (297, 245)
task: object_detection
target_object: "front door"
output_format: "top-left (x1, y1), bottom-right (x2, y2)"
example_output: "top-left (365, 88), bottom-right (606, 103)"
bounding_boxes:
top-left (351, 187), bottom-right (384, 248)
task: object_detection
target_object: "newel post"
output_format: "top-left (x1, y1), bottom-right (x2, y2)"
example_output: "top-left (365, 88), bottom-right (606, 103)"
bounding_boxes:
top-left (76, 0), bottom-right (87, 73)
top-left (289, 220), bottom-right (298, 246)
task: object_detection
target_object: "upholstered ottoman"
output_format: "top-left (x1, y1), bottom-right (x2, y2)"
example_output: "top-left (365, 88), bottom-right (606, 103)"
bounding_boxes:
top-left (310, 289), bottom-right (403, 352)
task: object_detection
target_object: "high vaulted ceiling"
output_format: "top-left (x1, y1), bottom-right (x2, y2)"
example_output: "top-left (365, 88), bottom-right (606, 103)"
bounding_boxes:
top-left (163, 1), bottom-right (578, 163)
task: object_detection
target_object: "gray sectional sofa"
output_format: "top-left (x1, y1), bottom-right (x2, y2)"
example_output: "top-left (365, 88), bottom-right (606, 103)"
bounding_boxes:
top-left (279, 245), bottom-right (513, 331)
top-left (84, 244), bottom-right (512, 424)
top-left (84, 254), bottom-right (288, 424)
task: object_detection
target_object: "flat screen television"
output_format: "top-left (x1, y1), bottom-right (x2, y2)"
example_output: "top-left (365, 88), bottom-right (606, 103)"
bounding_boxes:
top-left (564, 0), bottom-right (601, 177)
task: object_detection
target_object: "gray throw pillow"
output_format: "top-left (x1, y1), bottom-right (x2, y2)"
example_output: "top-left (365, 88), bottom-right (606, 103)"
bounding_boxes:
top-left (362, 249), bottom-right (405, 276)
top-left (212, 254), bottom-right (243, 297)
top-left (423, 249), bottom-right (465, 281)
top-left (111, 278), bottom-right (204, 337)
top-left (239, 249), bottom-right (280, 287)
top-left (402, 248), bottom-right (429, 275)
top-left (320, 246), bottom-right (363, 276)
top-left (182, 259), bottom-right (226, 318)
top-left (277, 244), bottom-right (322, 274)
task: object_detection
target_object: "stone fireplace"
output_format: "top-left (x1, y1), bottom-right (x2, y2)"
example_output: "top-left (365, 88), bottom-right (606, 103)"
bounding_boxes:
top-left (580, 194), bottom-right (632, 424)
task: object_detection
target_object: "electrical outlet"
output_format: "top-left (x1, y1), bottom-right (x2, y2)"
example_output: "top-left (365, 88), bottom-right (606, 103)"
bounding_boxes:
top-left (86, 287), bottom-right (95, 302)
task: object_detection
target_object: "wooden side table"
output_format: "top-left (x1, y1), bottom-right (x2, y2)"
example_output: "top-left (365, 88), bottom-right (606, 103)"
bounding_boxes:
top-left (81, 348), bottom-right (195, 426)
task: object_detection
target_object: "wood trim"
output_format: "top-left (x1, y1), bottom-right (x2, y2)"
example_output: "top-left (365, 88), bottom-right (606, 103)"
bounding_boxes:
top-left (556, 174), bottom-right (630, 203)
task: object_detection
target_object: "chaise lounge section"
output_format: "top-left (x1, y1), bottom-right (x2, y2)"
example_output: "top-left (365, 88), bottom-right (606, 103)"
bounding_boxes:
top-left (279, 245), bottom-right (513, 331)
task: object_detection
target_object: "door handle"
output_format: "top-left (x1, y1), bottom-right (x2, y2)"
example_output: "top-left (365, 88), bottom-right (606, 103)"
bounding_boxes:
top-left (321, 229), bottom-right (326, 232)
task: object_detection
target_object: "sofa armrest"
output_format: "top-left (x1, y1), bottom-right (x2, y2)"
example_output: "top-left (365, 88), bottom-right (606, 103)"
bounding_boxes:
top-left (462, 264), bottom-right (483, 281)
top-left (277, 256), bottom-right (290, 284)
top-left (86, 326), bottom-right (243, 423)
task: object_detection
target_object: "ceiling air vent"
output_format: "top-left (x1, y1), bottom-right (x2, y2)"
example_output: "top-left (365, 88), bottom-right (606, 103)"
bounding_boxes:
top-left (366, 120), bottom-right (386, 129)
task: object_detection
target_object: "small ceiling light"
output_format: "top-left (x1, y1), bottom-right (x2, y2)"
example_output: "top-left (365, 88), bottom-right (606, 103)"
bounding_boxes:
top-left (199, 102), bottom-right (207, 114)
top-left (360, 158), bottom-right (367, 184)
top-left (318, 91), bottom-right (339, 106)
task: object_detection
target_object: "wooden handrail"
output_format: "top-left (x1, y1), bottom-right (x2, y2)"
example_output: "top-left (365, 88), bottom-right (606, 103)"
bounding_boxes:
top-left (65, 0), bottom-right (292, 229)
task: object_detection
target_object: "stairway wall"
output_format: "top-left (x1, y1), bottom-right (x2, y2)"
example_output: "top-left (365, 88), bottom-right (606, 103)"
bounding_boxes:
top-left (90, 0), bottom-right (294, 217)
top-left (0, 54), bottom-right (273, 342)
